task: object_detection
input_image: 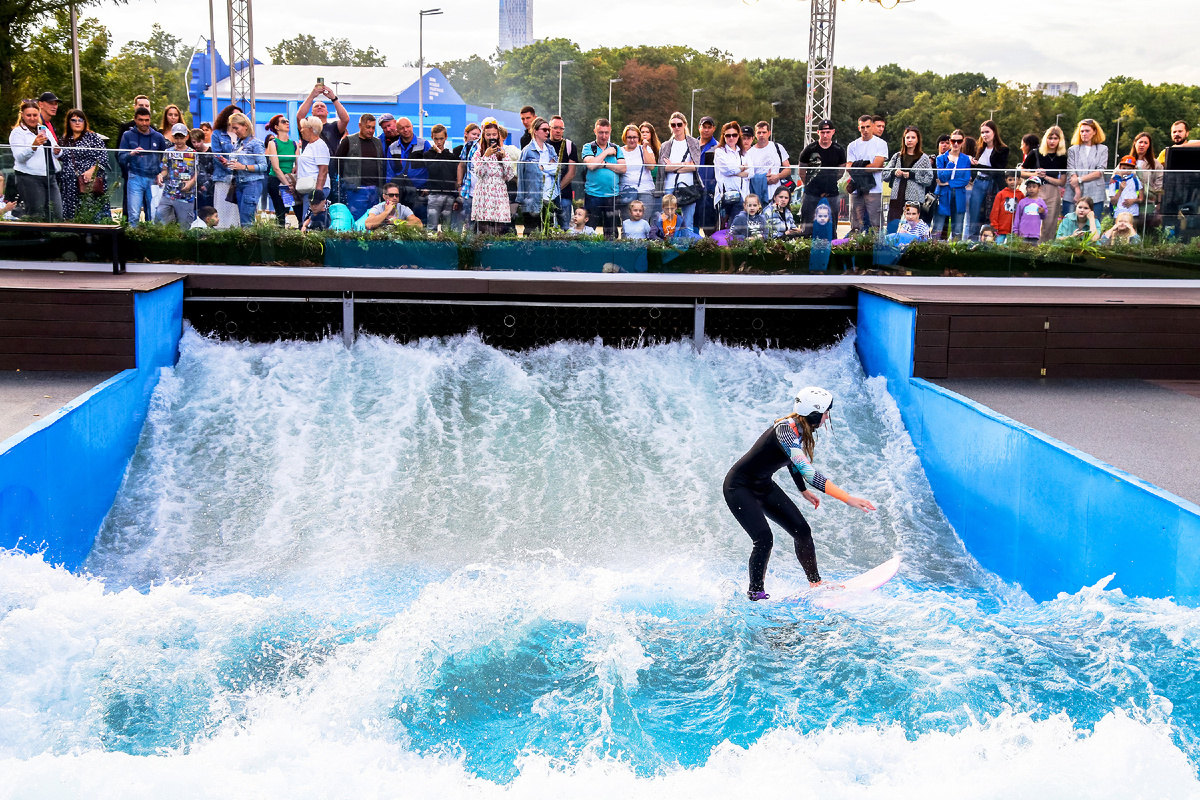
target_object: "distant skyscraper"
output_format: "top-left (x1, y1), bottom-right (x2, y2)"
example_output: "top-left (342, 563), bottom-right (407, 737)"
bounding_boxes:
top-left (499, 0), bottom-right (533, 51)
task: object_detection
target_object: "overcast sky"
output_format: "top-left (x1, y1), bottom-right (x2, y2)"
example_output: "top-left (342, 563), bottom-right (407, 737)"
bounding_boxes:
top-left (96, 0), bottom-right (1195, 92)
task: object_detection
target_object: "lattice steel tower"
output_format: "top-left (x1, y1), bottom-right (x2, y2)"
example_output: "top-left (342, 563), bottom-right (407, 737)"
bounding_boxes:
top-left (803, 0), bottom-right (836, 146)
top-left (227, 0), bottom-right (257, 122)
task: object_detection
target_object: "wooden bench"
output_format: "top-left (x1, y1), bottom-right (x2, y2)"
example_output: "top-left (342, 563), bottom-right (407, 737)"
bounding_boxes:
top-left (0, 220), bottom-right (126, 274)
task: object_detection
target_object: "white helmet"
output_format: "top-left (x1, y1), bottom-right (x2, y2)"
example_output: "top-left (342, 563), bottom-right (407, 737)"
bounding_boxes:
top-left (793, 386), bottom-right (834, 425)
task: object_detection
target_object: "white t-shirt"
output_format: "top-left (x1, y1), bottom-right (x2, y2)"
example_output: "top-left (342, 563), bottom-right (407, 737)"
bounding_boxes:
top-left (190, 217), bottom-right (210, 230)
top-left (296, 138), bottom-right (331, 190)
top-left (747, 141), bottom-right (789, 185)
top-left (620, 145), bottom-right (655, 193)
top-left (664, 139), bottom-right (694, 191)
top-left (845, 135), bottom-right (889, 193)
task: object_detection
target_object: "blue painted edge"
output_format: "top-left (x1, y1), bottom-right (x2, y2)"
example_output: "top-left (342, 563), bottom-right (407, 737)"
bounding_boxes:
top-left (855, 289), bottom-right (1200, 604)
top-left (0, 280), bottom-right (184, 571)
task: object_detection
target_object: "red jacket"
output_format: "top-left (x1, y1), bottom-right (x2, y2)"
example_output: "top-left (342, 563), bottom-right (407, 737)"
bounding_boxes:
top-left (989, 187), bottom-right (1024, 234)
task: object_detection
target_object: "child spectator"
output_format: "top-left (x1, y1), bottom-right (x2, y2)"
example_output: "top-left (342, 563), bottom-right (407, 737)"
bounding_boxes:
top-left (896, 201), bottom-right (931, 239)
top-left (1107, 156), bottom-right (1144, 218)
top-left (988, 173), bottom-right (1024, 242)
top-left (190, 206), bottom-right (219, 229)
top-left (765, 187), bottom-right (801, 238)
top-left (1056, 196), bottom-right (1101, 241)
top-left (302, 189), bottom-right (330, 232)
top-left (651, 194), bottom-right (684, 241)
top-left (1101, 212), bottom-right (1141, 245)
top-left (566, 206), bottom-right (595, 236)
top-left (729, 194), bottom-right (769, 240)
top-left (621, 200), bottom-right (652, 239)
top-left (978, 225), bottom-right (997, 244)
top-left (1014, 178), bottom-right (1047, 243)
top-left (156, 123), bottom-right (196, 226)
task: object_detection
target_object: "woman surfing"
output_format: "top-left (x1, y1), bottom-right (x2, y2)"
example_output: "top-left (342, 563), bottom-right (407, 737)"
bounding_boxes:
top-left (723, 387), bottom-right (876, 601)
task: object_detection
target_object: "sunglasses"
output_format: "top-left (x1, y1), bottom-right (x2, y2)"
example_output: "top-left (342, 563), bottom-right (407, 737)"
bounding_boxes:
top-left (385, 193), bottom-right (400, 199)
top-left (724, 133), bottom-right (739, 139)
top-left (670, 122), bottom-right (684, 128)
top-left (950, 138), bottom-right (964, 143)
top-left (538, 127), bottom-right (550, 133)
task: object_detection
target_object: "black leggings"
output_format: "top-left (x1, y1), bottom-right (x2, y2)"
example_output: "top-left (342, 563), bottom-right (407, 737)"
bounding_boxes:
top-left (723, 481), bottom-right (818, 591)
top-left (266, 175), bottom-right (301, 226)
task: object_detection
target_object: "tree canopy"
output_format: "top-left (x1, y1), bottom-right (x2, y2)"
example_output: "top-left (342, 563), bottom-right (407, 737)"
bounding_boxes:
top-left (266, 34), bottom-right (386, 68)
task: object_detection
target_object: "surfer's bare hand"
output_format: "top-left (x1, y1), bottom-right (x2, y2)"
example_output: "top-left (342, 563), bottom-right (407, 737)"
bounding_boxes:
top-left (801, 490), bottom-right (821, 509)
top-left (847, 496), bottom-right (876, 512)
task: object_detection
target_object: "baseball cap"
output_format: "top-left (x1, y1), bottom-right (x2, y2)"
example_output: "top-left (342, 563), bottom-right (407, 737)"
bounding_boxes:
top-left (1024, 176), bottom-right (1042, 185)
top-left (310, 189), bottom-right (327, 204)
top-left (817, 119), bottom-right (835, 131)
top-left (170, 122), bottom-right (190, 137)
top-left (38, 91), bottom-right (59, 103)
top-left (378, 113), bottom-right (395, 123)
top-left (740, 125), bottom-right (753, 136)
top-left (1119, 155), bottom-right (1137, 166)
top-left (699, 115), bottom-right (716, 126)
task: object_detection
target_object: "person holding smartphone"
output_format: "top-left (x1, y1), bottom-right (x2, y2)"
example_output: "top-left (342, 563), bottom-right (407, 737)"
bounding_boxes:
top-left (9, 100), bottom-right (64, 220)
top-left (470, 119), bottom-right (515, 234)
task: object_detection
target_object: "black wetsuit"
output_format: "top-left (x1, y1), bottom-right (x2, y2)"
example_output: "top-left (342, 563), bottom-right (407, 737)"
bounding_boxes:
top-left (724, 420), bottom-right (830, 591)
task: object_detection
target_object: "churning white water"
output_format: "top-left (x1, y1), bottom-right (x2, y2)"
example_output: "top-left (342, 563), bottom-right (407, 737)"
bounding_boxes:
top-left (1, 329), bottom-right (1197, 798)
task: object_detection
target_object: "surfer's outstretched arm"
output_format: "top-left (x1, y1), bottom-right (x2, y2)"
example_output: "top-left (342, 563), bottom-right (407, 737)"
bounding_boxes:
top-left (776, 422), bottom-right (876, 512)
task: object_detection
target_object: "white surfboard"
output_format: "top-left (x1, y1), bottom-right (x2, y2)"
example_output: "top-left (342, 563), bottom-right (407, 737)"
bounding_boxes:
top-left (810, 555), bottom-right (901, 609)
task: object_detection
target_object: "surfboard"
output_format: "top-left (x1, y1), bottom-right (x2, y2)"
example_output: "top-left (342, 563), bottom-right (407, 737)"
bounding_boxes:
top-left (810, 555), bottom-right (901, 609)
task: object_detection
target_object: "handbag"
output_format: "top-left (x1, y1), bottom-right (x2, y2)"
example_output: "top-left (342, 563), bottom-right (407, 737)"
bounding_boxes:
top-left (673, 182), bottom-right (704, 207)
top-left (619, 158), bottom-right (645, 205)
top-left (225, 181), bottom-right (239, 204)
top-left (294, 175), bottom-right (316, 195)
top-left (921, 191), bottom-right (939, 213)
top-left (78, 171), bottom-right (104, 197)
top-left (721, 190), bottom-right (742, 207)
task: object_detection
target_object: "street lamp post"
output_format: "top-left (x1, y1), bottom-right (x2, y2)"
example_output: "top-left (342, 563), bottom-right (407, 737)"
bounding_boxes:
top-left (608, 78), bottom-right (622, 125)
top-left (691, 88), bottom-right (704, 136)
top-left (1056, 113), bottom-right (1063, 128)
top-left (1113, 117), bottom-right (1125, 168)
top-left (418, 8), bottom-right (443, 139)
top-left (770, 101), bottom-right (781, 139)
top-left (988, 109), bottom-right (999, 120)
top-left (558, 60), bottom-right (574, 118)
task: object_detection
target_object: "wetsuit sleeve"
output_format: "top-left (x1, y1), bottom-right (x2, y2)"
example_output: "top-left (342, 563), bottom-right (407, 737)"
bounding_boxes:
top-left (775, 422), bottom-right (853, 503)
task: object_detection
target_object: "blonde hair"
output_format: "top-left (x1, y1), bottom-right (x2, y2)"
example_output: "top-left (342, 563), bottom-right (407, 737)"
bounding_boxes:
top-left (661, 193), bottom-right (678, 210)
top-left (299, 116), bottom-right (323, 137)
top-left (1072, 119), bottom-right (1106, 146)
top-left (1108, 212), bottom-right (1137, 243)
top-left (227, 112), bottom-right (251, 135)
top-left (1039, 125), bottom-right (1067, 156)
top-left (774, 413), bottom-right (817, 462)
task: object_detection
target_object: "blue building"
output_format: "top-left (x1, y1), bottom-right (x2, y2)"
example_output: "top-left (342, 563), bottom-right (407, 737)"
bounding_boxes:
top-left (188, 54), bottom-right (524, 146)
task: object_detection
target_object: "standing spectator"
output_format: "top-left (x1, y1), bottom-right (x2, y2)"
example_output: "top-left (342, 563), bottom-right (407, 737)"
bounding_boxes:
top-left (425, 124), bottom-right (461, 231)
top-left (37, 92), bottom-right (60, 140)
top-left (747, 120), bottom-right (791, 208)
top-left (1158, 121), bottom-right (1192, 164)
top-left (378, 114), bottom-right (401, 154)
top-left (1018, 133), bottom-right (1040, 173)
top-left (581, 118), bottom-right (626, 238)
top-left (1013, 178), bottom-right (1047, 244)
top-left (190, 128), bottom-right (215, 212)
top-left (295, 116), bottom-right (331, 224)
top-left (933, 130), bottom-right (971, 240)
top-left (1056, 195), bottom-right (1100, 241)
top-left (618, 124), bottom-right (655, 221)
top-left (117, 96), bottom-right (151, 141)
top-left (873, 116), bottom-right (887, 141)
top-left (10, 100), bottom-right (62, 220)
top-left (58, 108), bottom-right (110, 223)
top-left (387, 117), bottom-right (430, 221)
top-left (159, 105), bottom-right (185, 137)
top-left (116, 105), bottom-right (166, 226)
top-left (209, 105), bottom-right (240, 228)
top-left (1130, 132), bottom-right (1163, 221)
top-left (796, 119), bottom-right (846, 236)
top-left (155, 123), bottom-right (196, 226)
top-left (882, 125), bottom-right (932, 226)
top-left (519, 106), bottom-right (537, 148)
top-left (335, 113), bottom-right (385, 219)
top-left (296, 83), bottom-right (349, 198)
top-left (657, 111), bottom-right (701, 233)
top-left (1107, 156), bottom-right (1144, 219)
top-left (988, 173), bottom-right (1023, 242)
top-left (966, 120), bottom-right (1009, 239)
top-left (845, 114), bottom-right (888, 233)
top-left (639, 122), bottom-right (663, 219)
top-left (224, 112), bottom-right (267, 227)
top-left (1067, 119), bottom-right (1109, 215)
top-left (471, 120), bottom-right (516, 235)
top-left (264, 115), bottom-right (299, 226)
top-left (714, 120), bottom-right (750, 228)
top-left (517, 116), bottom-right (560, 233)
top-left (200, 122), bottom-right (212, 145)
top-left (454, 122), bottom-right (481, 231)
top-left (548, 116), bottom-right (580, 230)
top-left (696, 115), bottom-right (719, 235)
top-left (1031, 126), bottom-right (1068, 241)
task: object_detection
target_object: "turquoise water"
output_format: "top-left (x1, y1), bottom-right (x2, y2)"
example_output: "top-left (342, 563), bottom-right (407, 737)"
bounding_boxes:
top-left (2, 330), bottom-right (1198, 797)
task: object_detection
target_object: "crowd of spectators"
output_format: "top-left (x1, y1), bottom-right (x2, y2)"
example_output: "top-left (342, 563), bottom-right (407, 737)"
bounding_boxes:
top-left (5, 83), bottom-right (1199, 248)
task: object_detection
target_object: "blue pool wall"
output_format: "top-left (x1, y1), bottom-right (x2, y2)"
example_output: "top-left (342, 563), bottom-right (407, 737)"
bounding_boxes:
top-left (0, 281), bottom-right (184, 569)
top-left (856, 290), bottom-right (1200, 604)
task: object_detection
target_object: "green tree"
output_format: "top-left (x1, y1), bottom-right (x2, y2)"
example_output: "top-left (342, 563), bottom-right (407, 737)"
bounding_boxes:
top-left (267, 34), bottom-right (386, 67)
top-left (436, 54), bottom-right (498, 106)
top-left (1077, 77), bottom-right (1200, 158)
top-left (11, 11), bottom-right (119, 133)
